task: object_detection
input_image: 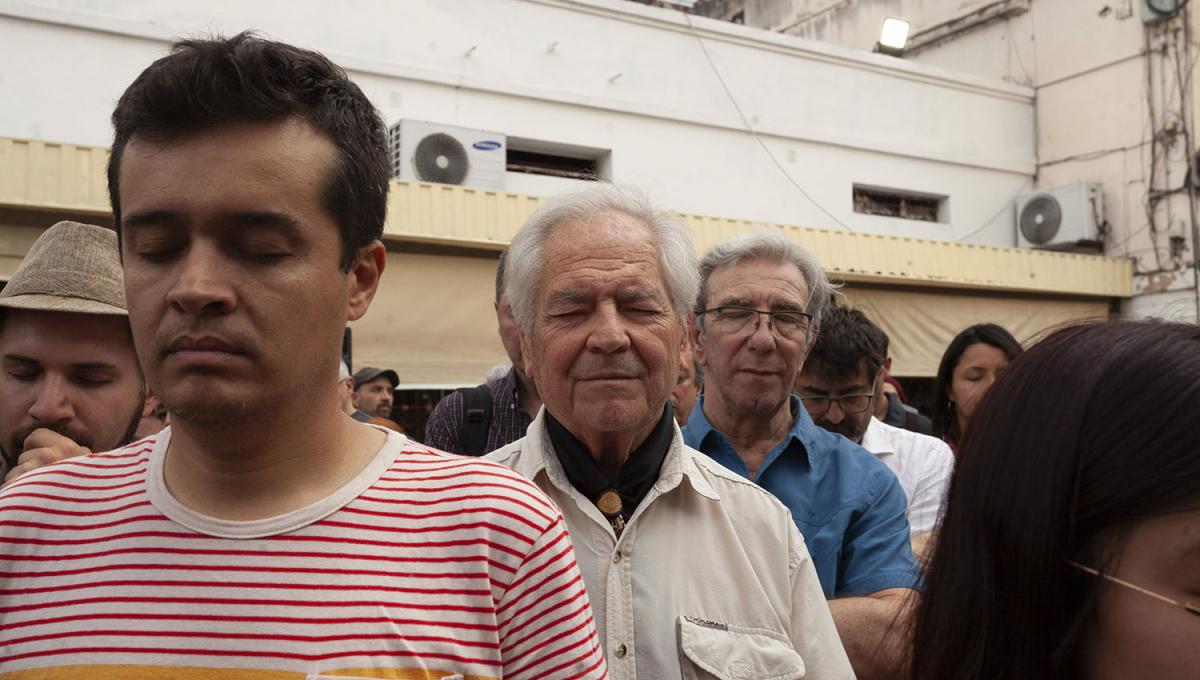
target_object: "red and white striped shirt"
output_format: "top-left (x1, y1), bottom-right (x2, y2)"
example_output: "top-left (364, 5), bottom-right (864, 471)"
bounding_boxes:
top-left (0, 428), bottom-right (606, 679)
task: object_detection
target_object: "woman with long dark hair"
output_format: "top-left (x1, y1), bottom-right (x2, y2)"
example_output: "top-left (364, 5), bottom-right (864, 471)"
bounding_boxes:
top-left (930, 323), bottom-right (1022, 451)
top-left (911, 320), bottom-right (1200, 680)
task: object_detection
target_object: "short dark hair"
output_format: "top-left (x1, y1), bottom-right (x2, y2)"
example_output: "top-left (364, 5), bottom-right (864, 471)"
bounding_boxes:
top-left (803, 305), bottom-right (888, 383)
top-left (911, 320), bottom-right (1200, 680)
top-left (495, 250), bottom-right (509, 305)
top-left (930, 323), bottom-right (1023, 442)
top-left (107, 32), bottom-right (390, 270)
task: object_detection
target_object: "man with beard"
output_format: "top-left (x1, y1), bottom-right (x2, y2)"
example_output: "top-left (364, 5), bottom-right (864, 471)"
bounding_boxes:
top-left (488, 185), bottom-right (853, 679)
top-left (795, 304), bottom-right (954, 558)
top-left (0, 221), bottom-right (146, 484)
top-left (350, 365), bottom-right (397, 420)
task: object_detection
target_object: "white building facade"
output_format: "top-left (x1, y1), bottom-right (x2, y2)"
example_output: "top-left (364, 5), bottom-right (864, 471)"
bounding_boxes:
top-left (728, 0), bottom-right (1200, 321)
top-left (0, 0), bottom-right (1128, 388)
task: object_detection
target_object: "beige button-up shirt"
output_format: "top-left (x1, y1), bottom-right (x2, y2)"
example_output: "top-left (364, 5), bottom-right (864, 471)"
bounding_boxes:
top-left (488, 411), bottom-right (855, 680)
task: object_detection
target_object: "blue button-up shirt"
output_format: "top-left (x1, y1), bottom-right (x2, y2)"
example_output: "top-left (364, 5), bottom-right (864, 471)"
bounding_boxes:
top-left (683, 396), bottom-right (920, 598)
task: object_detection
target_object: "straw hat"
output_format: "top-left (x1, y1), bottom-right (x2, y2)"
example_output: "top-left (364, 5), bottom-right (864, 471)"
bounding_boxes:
top-left (0, 221), bottom-right (126, 316)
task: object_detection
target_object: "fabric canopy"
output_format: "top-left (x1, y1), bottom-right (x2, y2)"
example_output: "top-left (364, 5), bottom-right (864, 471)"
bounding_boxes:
top-left (839, 285), bottom-right (1111, 377)
top-left (350, 250), bottom-right (508, 386)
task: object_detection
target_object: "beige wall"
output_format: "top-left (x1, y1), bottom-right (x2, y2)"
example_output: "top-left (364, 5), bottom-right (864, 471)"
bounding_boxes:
top-left (353, 251), bottom-right (1116, 383)
top-left (0, 208), bottom-right (110, 278)
top-left (350, 249), bottom-right (507, 386)
top-left (757, 0), bottom-right (1196, 320)
top-left (841, 285), bottom-right (1111, 377)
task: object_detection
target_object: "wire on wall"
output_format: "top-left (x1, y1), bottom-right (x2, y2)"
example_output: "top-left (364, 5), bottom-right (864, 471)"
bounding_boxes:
top-left (679, 11), bottom-right (855, 232)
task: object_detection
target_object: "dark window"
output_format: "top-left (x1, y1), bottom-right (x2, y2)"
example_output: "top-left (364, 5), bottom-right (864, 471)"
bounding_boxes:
top-left (506, 149), bottom-right (599, 180)
top-left (853, 185), bottom-right (944, 222)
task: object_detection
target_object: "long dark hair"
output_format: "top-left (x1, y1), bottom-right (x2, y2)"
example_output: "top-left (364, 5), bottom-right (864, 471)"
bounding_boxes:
top-left (930, 323), bottom-right (1023, 443)
top-left (911, 319), bottom-right (1200, 680)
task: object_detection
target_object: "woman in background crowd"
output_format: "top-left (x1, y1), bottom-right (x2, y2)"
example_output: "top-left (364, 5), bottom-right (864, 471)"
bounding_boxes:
top-left (911, 320), bottom-right (1200, 680)
top-left (930, 323), bottom-right (1022, 452)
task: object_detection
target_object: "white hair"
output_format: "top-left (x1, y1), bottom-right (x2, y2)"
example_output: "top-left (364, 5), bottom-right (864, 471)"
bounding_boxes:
top-left (484, 363), bottom-right (512, 384)
top-left (696, 229), bottom-right (834, 324)
top-left (338, 360), bottom-right (350, 383)
top-left (505, 183), bottom-right (699, 332)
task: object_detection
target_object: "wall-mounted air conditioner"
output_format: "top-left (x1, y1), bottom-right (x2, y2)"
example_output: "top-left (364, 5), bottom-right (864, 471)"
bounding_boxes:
top-left (388, 120), bottom-right (506, 190)
top-left (1015, 182), bottom-right (1104, 249)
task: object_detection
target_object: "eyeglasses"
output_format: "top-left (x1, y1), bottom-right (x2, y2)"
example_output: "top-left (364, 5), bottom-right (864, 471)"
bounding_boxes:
top-left (700, 305), bottom-right (813, 340)
top-left (1069, 560), bottom-right (1200, 618)
top-left (798, 377), bottom-right (879, 415)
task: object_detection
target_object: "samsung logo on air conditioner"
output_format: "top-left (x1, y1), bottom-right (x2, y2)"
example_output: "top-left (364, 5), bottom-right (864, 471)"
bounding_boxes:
top-left (473, 140), bottom-right (502, 151)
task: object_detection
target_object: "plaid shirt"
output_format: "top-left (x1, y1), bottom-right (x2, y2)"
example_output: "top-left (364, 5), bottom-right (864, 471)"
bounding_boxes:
top-left (424, 367), bottom-right (534, 456)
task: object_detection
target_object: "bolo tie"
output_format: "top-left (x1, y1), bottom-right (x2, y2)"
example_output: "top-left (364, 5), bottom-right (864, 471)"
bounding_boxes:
top-left (596, 488), bottom-right (625, 538)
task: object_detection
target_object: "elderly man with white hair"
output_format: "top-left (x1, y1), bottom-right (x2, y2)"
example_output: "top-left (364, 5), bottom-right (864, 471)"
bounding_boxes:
top-left (487, 184), bottom-right (853, 679)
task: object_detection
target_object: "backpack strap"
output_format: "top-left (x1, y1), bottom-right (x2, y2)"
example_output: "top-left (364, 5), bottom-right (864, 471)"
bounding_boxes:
top-left (460, 384), bottom-right (494, 457)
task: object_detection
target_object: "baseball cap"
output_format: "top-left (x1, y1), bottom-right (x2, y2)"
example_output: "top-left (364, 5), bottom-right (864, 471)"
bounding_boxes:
top-left (352, 367), bottom-right (399, 389)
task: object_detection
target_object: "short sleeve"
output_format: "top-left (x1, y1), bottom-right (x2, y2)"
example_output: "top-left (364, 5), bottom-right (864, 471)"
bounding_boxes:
top-left (836, 466), bottom-right (921, 596)
top-left (495, 516), bottom-right (607, 679)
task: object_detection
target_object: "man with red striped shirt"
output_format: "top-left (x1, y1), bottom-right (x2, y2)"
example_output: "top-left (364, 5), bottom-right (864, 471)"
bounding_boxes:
top-left (0, 33), bottom-right (606, 680)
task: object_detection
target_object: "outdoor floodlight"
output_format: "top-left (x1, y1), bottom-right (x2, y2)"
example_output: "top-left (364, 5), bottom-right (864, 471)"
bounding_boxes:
top-left (876, 18), bottom-right (911, 57)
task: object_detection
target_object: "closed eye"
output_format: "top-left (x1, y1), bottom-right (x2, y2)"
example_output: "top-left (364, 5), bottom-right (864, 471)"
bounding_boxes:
top-left (136, 245), bottom-right (183, 263)
top-left (238, 250), bottom-right (290, 263)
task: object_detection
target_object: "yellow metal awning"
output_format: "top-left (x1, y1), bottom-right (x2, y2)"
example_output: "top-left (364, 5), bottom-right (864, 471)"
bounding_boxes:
top-left (1, 135), bottom-right (1133, 299)
top-left (0, 135), bottom-right (1134, 381)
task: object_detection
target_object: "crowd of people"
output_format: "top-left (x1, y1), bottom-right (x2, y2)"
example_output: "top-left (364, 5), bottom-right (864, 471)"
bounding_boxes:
top-left (0, 32), bottom-right (1195, 680)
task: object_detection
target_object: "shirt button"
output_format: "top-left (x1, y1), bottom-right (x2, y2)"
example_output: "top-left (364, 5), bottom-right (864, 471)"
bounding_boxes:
top-left (615, 643), bottom-right (627, 658)
top-left (612, 552), bottom-right (622, 564)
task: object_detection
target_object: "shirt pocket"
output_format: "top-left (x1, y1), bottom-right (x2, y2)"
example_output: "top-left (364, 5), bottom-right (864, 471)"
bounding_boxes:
top-left (676, 615), bottom-right (806, 680)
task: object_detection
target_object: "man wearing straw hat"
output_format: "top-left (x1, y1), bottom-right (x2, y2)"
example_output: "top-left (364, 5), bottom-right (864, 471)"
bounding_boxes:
top-left (0, 220), bottom-right (146, 483)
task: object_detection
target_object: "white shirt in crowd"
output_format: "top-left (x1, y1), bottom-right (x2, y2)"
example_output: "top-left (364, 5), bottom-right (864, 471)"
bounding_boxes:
top-left (487, 410), bottom-right (855, 680)
top-left (860, 416), bottom-right (956, 535)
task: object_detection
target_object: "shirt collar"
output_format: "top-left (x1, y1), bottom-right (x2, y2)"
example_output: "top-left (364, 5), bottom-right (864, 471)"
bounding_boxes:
top-left (545, 405), bottom-right (675, 519)
top-left (860, 416), bottom-right (894, 457)
top-left (684, 394), bottom-right (821, 467)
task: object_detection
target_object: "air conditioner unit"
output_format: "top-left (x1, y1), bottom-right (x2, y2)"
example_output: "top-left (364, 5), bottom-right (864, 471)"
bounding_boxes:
top-left (1015, 182), bottom-right (1104, 250)
top-left (388, 120), bottom-right (506, 190)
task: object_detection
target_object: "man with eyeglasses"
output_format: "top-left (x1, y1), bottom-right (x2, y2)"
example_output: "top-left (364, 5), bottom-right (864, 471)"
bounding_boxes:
top-left (795, 304), bottom-right (954, 560)
top-left (681, 230), bottom-right (919, 680)
top-left (487, 187), bottom-right (854, 679)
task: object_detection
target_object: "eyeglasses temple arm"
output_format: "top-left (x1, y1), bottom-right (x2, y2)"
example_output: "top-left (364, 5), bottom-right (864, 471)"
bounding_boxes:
top-left (1069, 560), bottom-right (1200, 615)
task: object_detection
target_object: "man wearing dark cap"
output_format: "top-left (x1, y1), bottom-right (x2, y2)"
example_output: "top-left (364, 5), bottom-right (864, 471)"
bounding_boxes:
top-left (351, 365), bottom-right (397, 421)
top-left (0, 220), bottom-right (147, 484)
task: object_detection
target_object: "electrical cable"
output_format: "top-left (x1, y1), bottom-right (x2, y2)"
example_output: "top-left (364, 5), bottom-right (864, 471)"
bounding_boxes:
top-left (680, 11), bottom-right (855, 232)
top-left (1170, 5), bottom-right (1200, 319)
top-left (1143, 28), bottom-right (1169, 271)
top-left (1037, 141), bottom-right (1152, 169)
top-left (1004, 17), bottom-right (1032, 86)
top-left (951, 178), bottom-right (1032, 243)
